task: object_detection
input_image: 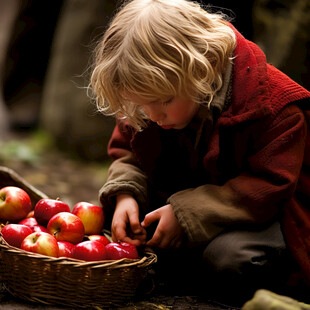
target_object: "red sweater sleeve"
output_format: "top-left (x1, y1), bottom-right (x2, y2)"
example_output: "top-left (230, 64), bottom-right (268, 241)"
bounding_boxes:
top-left (107, 121), bottom-right (135, 159)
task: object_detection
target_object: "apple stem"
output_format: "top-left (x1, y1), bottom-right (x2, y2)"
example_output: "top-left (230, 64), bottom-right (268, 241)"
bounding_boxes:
top-left (53, 228), bottom-right (60, 237)
top-left (0, 193), bottom-right (6, 202)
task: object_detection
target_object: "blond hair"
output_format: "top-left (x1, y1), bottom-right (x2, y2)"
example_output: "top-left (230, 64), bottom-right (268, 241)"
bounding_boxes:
top-left (90, 0), bottom-right (236, 130)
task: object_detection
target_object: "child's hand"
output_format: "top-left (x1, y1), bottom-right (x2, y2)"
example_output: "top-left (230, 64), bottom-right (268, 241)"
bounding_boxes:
top-left (112, 194), bottom-right (147, 246)
top-left (141, 204), bottom-right (184, 248)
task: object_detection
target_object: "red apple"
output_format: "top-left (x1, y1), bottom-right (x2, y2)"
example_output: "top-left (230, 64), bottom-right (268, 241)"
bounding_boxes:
top-left (34, 198), bottom-right (70, 226)
top-left (0, 186), bottom-right (32, 222)
top-left (72, 202), bottom-right (104, 235)
top-left (30, 225), bottom-right (48, 233)
top-left (87, 234), bottom-right (110, 246)
top-left (47, 212), bottom-right (85, 244)
top-left (72, 240), bottom-right (106, 261)
top-left (57, 241), bottom-right (75, 258)
top-left (21, 232), bottom-right (59, 257)
top-left (19, 217), bottom-right (38, 227)
top-left (105, 242), bottom-right (139, 260)
top-left (19, 217), bottom-right (48, 233)
top-left (18, 217), bottom-right (47, 232)
top-left (1, 224), bottom-right (33, 248)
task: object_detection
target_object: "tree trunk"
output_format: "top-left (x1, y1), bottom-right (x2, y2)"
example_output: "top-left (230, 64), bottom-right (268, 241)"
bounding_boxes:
top-left (40, 0), bottom-right (116, 160)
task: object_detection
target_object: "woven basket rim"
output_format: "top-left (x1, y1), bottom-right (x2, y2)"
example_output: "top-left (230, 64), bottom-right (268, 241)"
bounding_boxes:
top-left (0, 234), bottom-right (157, 269)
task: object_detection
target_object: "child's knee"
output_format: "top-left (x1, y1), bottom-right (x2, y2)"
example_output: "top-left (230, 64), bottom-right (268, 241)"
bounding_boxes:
top-left (202, 222), bottom-right (286, 277)
top-left (202, 233), bottom-right (252, 274)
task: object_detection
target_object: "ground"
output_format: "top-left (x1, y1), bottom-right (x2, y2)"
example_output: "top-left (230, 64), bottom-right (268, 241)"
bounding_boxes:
top-left (0, 130), bottom-right (242, 310)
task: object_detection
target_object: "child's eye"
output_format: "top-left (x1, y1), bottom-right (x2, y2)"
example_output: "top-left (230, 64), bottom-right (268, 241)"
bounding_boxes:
top-left (162, 97), bottom-right (173, 106)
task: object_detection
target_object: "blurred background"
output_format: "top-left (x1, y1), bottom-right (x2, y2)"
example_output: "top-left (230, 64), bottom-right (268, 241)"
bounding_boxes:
top-left (0, 0), bottom-right (309, 206)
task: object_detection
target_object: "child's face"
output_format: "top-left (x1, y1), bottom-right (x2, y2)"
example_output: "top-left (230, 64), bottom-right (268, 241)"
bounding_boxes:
top-left (127, 94), bottom-right (199, 130)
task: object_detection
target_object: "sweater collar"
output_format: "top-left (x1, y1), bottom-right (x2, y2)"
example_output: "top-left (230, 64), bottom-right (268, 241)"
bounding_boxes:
top-left (211, 59), bottom-right (233, 115)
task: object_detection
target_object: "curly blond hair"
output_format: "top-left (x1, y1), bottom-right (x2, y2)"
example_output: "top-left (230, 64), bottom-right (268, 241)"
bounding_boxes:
top-left (90, 0), bottom-right (236, 130)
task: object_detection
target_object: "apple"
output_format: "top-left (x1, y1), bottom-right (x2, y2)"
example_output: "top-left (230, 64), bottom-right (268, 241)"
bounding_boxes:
top-left (1, 224), bottom-right (33, 248)
top-left (30, 225), bottom-right (48, 233)
top-left (21, 232), bottom-right (59, 257)
top-left (87, 234), bottom-right (110, 246)
top-left (47, 212), bottom-right (85, 244)
top-left (0, 186), bottom-right (32, 221)
top-left (72, 202), bottom-right (104, 235)
top-left (19, 217), bottom-right (48, 233)
top-left (34, 198), bottom-right (70, 226)
top-left (57, 241), bottom-right (75, 258)
top-left (105, 242), bottom-right (139, 260)
top-left (19, 217), bottom-right (38, 227)
top-left (72, 240), bottom-right (106, 261)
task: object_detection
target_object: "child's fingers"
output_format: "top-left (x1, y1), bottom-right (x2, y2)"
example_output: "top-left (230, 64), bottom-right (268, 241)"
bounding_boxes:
top-left (112, 224), bottom-right (127, 242)
top-left (146, 229), bottom-right (163, 247)
top-left (141, 210), bottom-right (160, 228)
top-left (122, 236), bottom-right (144, 247)
top-left (126, 225), bottom-right (147, 242)
top-left (126, 208), bottom-right (143, 234)
top-left (113, 225), bottom-right (145, 246)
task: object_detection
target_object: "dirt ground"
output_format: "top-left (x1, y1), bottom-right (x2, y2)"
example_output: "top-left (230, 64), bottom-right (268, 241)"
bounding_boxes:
top-left (0, 130), bottom-right (242, 310)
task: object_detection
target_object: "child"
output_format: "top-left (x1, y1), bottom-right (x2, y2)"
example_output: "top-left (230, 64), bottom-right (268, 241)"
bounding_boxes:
top-left (90, 0), bottom-right (310, 302)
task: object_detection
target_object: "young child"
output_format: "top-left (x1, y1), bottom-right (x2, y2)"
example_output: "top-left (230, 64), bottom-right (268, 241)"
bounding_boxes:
top-left (90, 0), bottom-right (310, 302)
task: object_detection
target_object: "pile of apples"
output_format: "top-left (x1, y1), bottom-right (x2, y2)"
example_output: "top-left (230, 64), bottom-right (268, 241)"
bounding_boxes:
top-left (0, 186), bottom-right (139, 261)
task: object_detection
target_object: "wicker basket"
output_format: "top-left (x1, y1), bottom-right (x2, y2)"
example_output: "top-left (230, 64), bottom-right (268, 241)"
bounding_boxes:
top-left (0, 166), bottom-right (157, 308)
